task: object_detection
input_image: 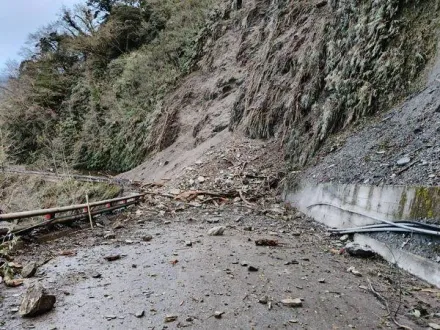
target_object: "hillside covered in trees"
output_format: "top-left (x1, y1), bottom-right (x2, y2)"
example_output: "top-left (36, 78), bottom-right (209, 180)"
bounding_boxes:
top-left (1, 0), bottom-right (439, 176)
top-left (0, 0), bottom-right (214, 171)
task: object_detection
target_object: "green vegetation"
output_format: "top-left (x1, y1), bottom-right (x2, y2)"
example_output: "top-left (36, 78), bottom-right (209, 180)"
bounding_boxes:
top-left (231, 0), bottom-right (439, 167)
top-left (0, 0), bottom-right (215, 172)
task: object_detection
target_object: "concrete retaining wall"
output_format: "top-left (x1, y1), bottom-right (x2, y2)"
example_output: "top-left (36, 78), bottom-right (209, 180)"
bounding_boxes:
top-left (284, 181), bottom-right (440, 228)
top-left (284, 180), bottom-right (440, 287)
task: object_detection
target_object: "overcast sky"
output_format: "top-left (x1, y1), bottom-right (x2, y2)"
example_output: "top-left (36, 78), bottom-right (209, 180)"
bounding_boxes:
top-left (0, 0), bottom-right (84, 72)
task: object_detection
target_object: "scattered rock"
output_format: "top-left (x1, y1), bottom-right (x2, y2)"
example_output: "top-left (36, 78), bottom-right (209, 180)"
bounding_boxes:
top-left (104, 232), bottom-right (116, 240)
top-left (104, 255), bottom-right (121, 262)
top-left (429, 323), bottom-right (440, 330)
top-left (281, 298), bottom-right (303, 308)
top-left (169, 188), bottom-right (181, 195)
top-left (339, 234), bottom-right (349, 242)
top-left (142, 234), bottom-right (153, 242)
top-left (21, 262), bottom-right (38, 278)
top-left (214, 311), bottom-right (224, 319)
top-left (315, 1), bottom-right (327, 8)
top-left (59, 250), bottom-right (77, 257)
top-left (112, 221), bottom-right (125, 230)
top-left (19, 282), bottom-right (56, 317)
top-left (164, 315), bottom-right (178, 323)
top-left (255, 239), bottom-right (278, 246)
top-left (347, 266), bottom-right (362, 277)
top-left (345, 242), bottom-right (375, 258)
top-left (208, 226), bottom-right (226, 236)
top-left (396, 156), bottom-right (411, 166)
top-left (258, 296), bottom-right (268, 304)
top-left (284, 260), bottom-right (299, 265)
top-left (135, 310), bottom-right (145, 318)
top-left (248, 265), bottom-right (259, 272)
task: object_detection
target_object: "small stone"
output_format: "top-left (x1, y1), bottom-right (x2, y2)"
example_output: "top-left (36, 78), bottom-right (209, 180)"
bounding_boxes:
top-left (318, 278), bottom-right (326, 283)
top-left (19, 282), bottom-right (56, 317)
top-left (197, 176), bottom-right (206, 183)
top-left (208, 226), bottom-right (226, 236)
top-left (125, 240), bottom-right (134, 244)
top-left (164, 315), bottom-right (178, 323)
top-left (281, 298), bottom-right (303, 308)
top-left (258, 296), bottom-right (268, 304)
top-left (284, 260), bottom-right (299, 265)
top-left (243, 226), bottom-right (253, 231)
top-left (347, 266), bottom-right (362, 277)
top-left (104, 255), bottom-right (121, 262)
top-left (104, 232), bottom-right (116, 240)
top-left (112, 222), bottom-right (125, 230)
top-left (214, 311), bottom-right (224, 319)
top-left (289, 319), bottom-right (299, 324)
top-left (169, 189), bottom-right (181, 195)
top-left (21, 262), bottom-right (38, 278)
top-left (186, 317), bottom-right (194, 322)
top-left (142, 235), bottom-right (153, 242)
top-left (135, 310), bottom-right (145, 318)
top-left (248, 265), bottom-right (259, 272)
top-left (396, 156), bottom-right (411, 166)
top-left (339, 234), bottom-right (349, 242)
top-left (429, 323), bottom-right (440, 330)
top-left (345, 242), bottom-right (375, 258)
top-left (92, 272), bottom-right (102, 279)
top-left (240, 261), bottom-right (248, 266)
top-left (105, 315), bottom-right (117, 320)
top-left (185, 241), bottom-right (193, 247)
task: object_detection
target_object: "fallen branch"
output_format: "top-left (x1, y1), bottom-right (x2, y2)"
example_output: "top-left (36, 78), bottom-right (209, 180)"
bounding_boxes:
top-left (239, 189), bottom-right (257, 207)
top-left (367, 279), bottom-right (413, 330)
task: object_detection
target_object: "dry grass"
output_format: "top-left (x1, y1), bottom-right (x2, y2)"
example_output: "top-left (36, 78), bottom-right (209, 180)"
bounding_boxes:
top-left (0, 173), bottom-right (121, 213)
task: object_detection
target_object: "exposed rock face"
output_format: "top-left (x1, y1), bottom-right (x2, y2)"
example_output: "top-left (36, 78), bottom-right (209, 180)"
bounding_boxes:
top-left (19, 282), bottom-right (56, 317)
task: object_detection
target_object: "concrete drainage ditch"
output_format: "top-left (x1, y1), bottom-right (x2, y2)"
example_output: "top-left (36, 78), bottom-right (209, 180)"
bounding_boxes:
top-left (284, 180), bottom-right (440, 287)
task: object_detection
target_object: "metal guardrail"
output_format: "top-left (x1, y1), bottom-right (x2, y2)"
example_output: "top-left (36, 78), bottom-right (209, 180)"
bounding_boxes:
top-left (0, 194), bottom-right (145, 222)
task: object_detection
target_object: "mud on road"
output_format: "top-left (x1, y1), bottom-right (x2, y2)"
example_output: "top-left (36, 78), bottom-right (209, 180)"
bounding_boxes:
top-left (1, 205), bottom-right (439, 330)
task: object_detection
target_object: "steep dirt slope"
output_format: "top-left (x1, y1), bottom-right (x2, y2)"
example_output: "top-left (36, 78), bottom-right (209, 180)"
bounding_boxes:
top-left (121, 0), bottom-right (440, 183)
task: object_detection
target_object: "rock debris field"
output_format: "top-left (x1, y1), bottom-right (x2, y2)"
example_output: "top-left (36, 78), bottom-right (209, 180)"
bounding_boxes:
top-left (1, 203), bottom-right (440, 330)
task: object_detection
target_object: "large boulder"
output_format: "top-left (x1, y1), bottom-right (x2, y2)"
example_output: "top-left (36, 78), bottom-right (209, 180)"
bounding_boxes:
top-left (345, 242), bottom-right (375, 258)
top-left (19, 282), bottom-right (56, 317)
